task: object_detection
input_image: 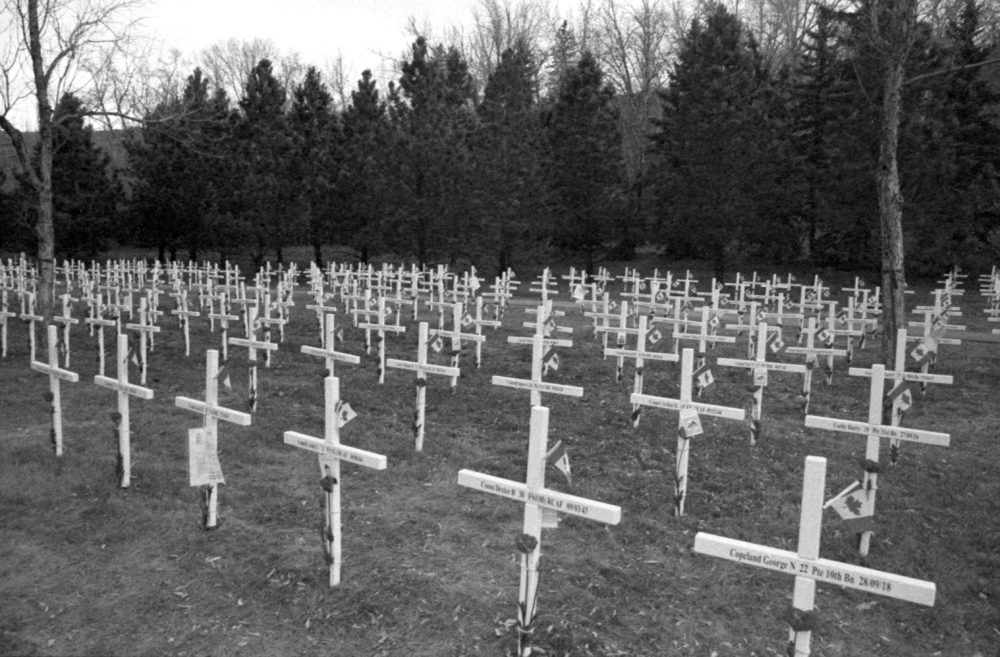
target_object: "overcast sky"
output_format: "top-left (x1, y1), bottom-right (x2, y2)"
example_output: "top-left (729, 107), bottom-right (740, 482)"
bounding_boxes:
top-left (148, 0), bottom-right (466, 82)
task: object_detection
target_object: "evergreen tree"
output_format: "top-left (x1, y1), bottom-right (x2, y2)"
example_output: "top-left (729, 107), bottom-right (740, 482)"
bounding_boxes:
top-left (545, 51), bottom-right (622, 272)
top-left (342, 69), bottom-right (391, 262)
top-left (289, 66), bottom-right (340, 267)
top-left (236, 58), bottom-right (296, 267)
top-left (475, 41), bottom-right (548, 272)
top-left (390, 37), bottom-right (479, 264)
top-left (127, 68), bottom-right (229, 262)
top-left (650, 4), bottom-right (770, 278)
top-left (43, 93), bottom-right (122, 258)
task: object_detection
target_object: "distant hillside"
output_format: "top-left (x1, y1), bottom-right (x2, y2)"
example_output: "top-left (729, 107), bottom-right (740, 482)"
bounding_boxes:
top-left (0, 128), bottom-right (131, 180)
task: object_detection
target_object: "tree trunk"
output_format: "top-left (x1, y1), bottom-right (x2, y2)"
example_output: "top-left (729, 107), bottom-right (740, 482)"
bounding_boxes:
top-left (876, 0), bottom-right (916, 366)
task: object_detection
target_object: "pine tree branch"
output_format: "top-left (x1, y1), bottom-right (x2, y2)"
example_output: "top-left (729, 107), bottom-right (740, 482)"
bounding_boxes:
top-left (904, 56), bottom-right (1000, 86)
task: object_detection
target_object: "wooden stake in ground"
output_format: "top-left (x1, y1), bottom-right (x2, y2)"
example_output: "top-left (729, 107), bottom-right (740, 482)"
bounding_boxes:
top-left (125, 296), bottom-right (161, 385)
top-left (694, 455), bottom-right (935, 656)
top-left (848, 327), bottom-right (953, 466)
top-left (603, 314), bottom-right (679, 428)
top-left (0, 289), bottom-right (14, 357)
top-left (52, 293), bottom-right (78, 368)
top-left (805, 364), bottom-right (950, 556)
top-left (30, 325), bottom-right (79, 457)
top-left (301, 313), bottom-right (361, 377)
top-left (430, 302), bottom-right (486, 392)
top-left (175, 349), bottom-right (252, 530)
top-left (94, 333), bottom-right (154, 488)
top-left (717, 322), bottom-right (807, 445)
top-left (493, 306), bottom-right (583, 408)
top-left (631, 348), bottom-right (746, 516)
top-left (228, 305), bottom-right (278, 413)
top-left (170, 289), bottom-right (200, 357)
top-left (457, 406), bottom-right (621, 657)
top-left (284, 376), bottom-right (387, 586)
top-left (358, 296), bottom-right (406, 384)
top-left (385, 322), bottom-right (460, 452)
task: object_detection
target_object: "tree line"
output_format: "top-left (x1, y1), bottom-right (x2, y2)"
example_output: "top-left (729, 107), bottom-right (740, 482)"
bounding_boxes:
top-left (2, 0), bottom-right (998, 279)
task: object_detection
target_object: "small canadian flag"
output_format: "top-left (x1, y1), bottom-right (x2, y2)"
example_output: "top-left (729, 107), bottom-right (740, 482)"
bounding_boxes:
top-left (546, 440), bottom-right (572, 488)
top-left (430, 334), bottom-right (444, 353)
top-left (826, 481), bottom-right (875, 533)
top-left (335, 400), bottom-right (357, 427)
top-left (461, 312), bottom-right (474, 328)
top-left (647, 328), bottom-right (663, 344)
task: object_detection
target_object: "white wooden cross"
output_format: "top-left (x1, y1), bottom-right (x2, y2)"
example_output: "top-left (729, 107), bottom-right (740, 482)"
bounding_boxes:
top-left (582, 293), bottom-right (616, 355)
top-left (30, 325), bottom-right (80, 457)
top-left (257, 291), bottom-right (288, 365)
top-left (717, 322), bottom-right (807, 445)
top-left (385, 322), bottom-right (460, 452)
top-left (457, 406), bottom-right (621, 657)
top-left (358, 296), bottom-right (407, 384)
top-left (125, 296), bottom-right (161, 385)
top-left (467, 295), bottom-right (501, 368)
top-left (528, 267), bottom-right (558, 302)
top-left (493, 306), bottom-right (583, 408)
top-left (20, 291), bottom-right (43, 361)
top-left (603, 313), bottom-right (679, 427)
top-left (785, 317), bottom-right (848, 411)
top-left (83, 293), bottom-right (118, 377)
top-left (170, 289), bottom-right (201, 357)
top-left (631, 348), bottom-right (746, 516)
top-left (301, 313), bottom-right (362, 377)
top-left (428, 301), bottom-right (486, 392)
top-left (673, 305), bottom-right (737, 364)
top-left (593, 300), bottom-right (633, 381)
top-left (805, 364), bottom-right (950, 556)
top-left (51, 292), bottom-right (79, 368)
top-left (228, 304), bottom-right (279, 412)
top-left (175, 349), bottom-right (252, 529)
top-left (694, 455), bottom-right (935, 656)
top-left (207, 291), bottom-right (240, 360)
top-left (848, 328), bottom-right (953, 466)
top-left (94, 333), bottom-right (154, 488)
top-left (284, 375), bottom-right (387, 586)
top-left (0, 288), bottom-right (14, 358)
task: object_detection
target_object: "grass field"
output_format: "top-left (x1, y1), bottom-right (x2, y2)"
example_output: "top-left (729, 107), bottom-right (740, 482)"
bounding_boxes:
top-left (1, 258), bottom-right (998, 657)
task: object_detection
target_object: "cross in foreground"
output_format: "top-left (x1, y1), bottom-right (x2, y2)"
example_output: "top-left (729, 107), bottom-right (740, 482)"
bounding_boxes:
top-left (385, 322), bottom-right (459, 452)
top-left (284, 375), bottom-right (386, 586)
top-left (805, 364), bottom-right (950, 556)
top-left (30, 325), bottom-right (79, 457)
top-left (94, 333), bottom-right (154, 488)
top-left (694, 455), bottom-right (935, 656)
top-left (175, 349), bottom-right (252, 530)
top-left (631, 348), bottom-right (745, 516)
top-left (457, 406), bottom-right (621, 657)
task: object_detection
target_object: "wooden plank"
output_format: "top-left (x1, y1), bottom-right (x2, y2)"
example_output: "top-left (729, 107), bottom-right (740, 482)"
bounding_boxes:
top-left (693, 533), bottom-right (935, 606)
top-left (631, 392), bottom-right (746, 421)
top-left (283, 431), bottom-right (387, 470)
top-left (457, 469), bottom-right (621, 524)
top-left (804, 415), bottom-right (949, 446)
top-left (491, 375), bottom-right (584, 397)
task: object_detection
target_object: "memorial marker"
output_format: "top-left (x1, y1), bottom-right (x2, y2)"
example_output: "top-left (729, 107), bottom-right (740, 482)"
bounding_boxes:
top-left (805, 364), bottom-right (950, 555)
top-left (717, 322), bottom-right (807, 444)
top-left (631, 348), bottom-right (746, 515)
top-left (175, 349), bottom-right (252, 529)
top-left (457, 406), bottom-right (621, 657)
top-left (30, 325), bottom-right (80, 457)
top-left (385, 322), bottom-right (460, 452)
top-left (694, 455), bottom-right (935, 656)
top-left (603, 314), bottom-right (679, 427)
top-left (284, 376), bottom-right (387, 586)
top-left (94, 333), bottom-right (154, 488)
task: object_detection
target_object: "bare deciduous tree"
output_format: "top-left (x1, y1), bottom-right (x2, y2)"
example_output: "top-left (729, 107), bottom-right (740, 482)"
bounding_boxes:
top-left (466, 0), bottom-right (552, 90)
top-left (0, 0), bottom-right (147, 324)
